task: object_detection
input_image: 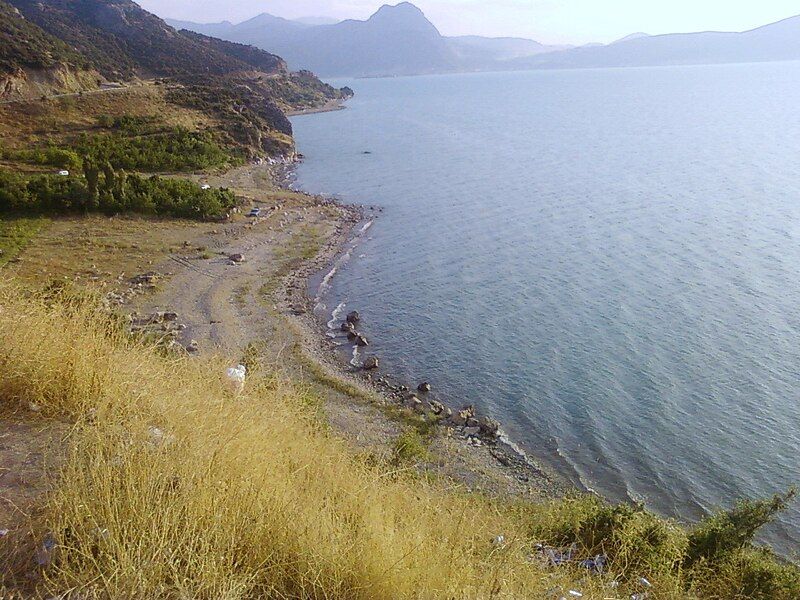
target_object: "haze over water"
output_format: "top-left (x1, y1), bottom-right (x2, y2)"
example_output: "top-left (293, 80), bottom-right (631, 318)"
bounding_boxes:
top-left (291, 62), bottom-right (800, 553)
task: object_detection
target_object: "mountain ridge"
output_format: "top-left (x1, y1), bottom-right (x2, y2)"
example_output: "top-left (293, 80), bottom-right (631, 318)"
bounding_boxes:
top-left (170, 3), bottom-right (800, 77)
top-left (167, 2), bottom-right (567, 77)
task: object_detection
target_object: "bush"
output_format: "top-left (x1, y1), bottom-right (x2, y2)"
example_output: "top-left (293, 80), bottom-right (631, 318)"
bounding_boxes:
top-left (76, 127), bottom-right (234, 172)
top-left (693, 548), bottom-right (800, 599)
top-left (685, 491), bottom-right (796, 568)
top-left (0, 146), bottom-right (82, 170)
top-left (392, 428), bottom-right (429, 464)
top-left (525, 496), bottom-right (687, 580)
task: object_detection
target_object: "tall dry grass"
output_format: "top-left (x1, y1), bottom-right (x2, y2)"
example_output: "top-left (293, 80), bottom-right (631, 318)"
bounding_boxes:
top-left (4, 280), bottom-right (775, 599)
top-left (0, 282), bottom-right (612, 598)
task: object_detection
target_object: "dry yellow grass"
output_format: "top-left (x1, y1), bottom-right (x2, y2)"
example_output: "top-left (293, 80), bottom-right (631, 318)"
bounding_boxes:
top-left (0, 281), bottom-right (626, 599)
top-left (19, 280), bottom-right (800, 598)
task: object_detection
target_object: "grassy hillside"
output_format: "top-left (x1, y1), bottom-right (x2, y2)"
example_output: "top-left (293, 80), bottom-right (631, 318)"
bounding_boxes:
top-left (0, 283), bottom-right (798, 598)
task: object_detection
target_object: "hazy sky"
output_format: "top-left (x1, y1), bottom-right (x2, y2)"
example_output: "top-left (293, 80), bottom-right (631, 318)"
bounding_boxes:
top-left (140, 0), bottom-right (800, 44)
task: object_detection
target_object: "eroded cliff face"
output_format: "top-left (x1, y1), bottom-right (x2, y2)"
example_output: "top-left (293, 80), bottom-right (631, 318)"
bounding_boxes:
top-left (0, 63), bottom-right (100, 101)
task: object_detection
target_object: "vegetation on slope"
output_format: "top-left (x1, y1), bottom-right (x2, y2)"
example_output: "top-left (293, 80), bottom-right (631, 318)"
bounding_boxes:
top-left (8, 0), bottom-right (254, 80)
top-left (0, 0), bottom-right (89, 75)
top-left (0, 283), bottom-right (797, 599)
top-left (0, 169), bottom-right (235, 219)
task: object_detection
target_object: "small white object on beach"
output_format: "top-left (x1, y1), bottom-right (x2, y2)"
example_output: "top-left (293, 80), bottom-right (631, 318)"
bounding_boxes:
top-left (568, 591), bottom-right (583, 598)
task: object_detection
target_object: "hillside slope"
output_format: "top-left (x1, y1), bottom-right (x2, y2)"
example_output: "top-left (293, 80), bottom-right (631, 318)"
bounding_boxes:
top-left (8, 0), bottom-right (282, 79)
top-left (0, 0), bottom-right (101, 99)
top-left (1, 0), bottom-right (349, 155)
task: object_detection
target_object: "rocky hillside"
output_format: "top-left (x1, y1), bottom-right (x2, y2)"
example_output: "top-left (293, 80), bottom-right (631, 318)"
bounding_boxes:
top-left (0, 0), bottom-right (85, 73)
top-left (0, 0), bottom-right (101, 99)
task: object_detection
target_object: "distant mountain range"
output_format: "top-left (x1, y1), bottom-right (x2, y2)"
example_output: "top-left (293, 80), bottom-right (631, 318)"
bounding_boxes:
top-left (509, 15), bottom-right (800, 71)
top-left (170, 2), bottom-right (800, 78)
top-left (168, 2), bottom-right (570, 77)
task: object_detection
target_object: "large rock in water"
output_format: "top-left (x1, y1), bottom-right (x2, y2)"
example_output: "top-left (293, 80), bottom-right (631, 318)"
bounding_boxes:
top-left (355, 334), bottom-right (369, 347)
top-left (479, 416), bottom-right (500, 438)
top-left (363, 356), bottom-right (379, 370)
top-left (346, 310), bottom-right (360, 324)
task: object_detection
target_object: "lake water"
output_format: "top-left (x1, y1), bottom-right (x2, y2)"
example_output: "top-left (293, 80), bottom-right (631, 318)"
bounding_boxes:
top-left (291, 62), bottom-right (800, 554)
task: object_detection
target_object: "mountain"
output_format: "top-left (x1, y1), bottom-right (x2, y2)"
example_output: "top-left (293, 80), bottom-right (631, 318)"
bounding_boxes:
top-left (447, 35), bottom-right (571, 64)
top-left (611, 32), bottom-right (649, 45)
top-left (0, 0), bottom-right (87, 73)
top-left (170, 2), bottom-right (565, 77)
top-left (171, 5), bottom-right (800, 77)
top-left (293, 16), bottom-right (339, 26)
top-left (509, 15), bottom-right (800, 70)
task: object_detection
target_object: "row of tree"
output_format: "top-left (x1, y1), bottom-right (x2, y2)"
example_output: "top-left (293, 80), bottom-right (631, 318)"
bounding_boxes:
top-left (0, 166), bottom-right (236, 220)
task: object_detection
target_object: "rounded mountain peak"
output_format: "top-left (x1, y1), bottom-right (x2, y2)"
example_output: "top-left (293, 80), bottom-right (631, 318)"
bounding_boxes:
top-left (369, 2), bottom-right (439, 33)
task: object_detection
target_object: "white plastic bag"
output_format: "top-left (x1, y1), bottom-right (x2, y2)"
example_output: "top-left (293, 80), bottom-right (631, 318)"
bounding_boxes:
top-left (226, 364), bottom-right (247, 393)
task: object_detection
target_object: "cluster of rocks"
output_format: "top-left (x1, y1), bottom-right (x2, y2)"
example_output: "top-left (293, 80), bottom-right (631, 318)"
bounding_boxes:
top-left (339, 309), bottom-right (503, 446)
top-left (103, 272), bottom-right (162, 307)
top-left (128, 310), bottom-right (193, 353)
top-left (340, 311), bottom-right (372, 353)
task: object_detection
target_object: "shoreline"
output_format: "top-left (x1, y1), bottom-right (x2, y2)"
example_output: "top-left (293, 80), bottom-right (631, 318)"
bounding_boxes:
top-left (274, 161), bottom-right (574, 499)
top-left (286, 99), bottom-right (347, 117)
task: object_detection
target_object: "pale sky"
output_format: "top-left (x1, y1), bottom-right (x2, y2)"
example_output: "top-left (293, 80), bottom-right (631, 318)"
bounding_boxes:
top-left (140, 0), bottom-right (800, 45)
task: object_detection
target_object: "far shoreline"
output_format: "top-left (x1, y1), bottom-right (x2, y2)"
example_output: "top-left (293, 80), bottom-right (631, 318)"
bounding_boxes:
top-left (286, 99), bottom-right (347, 117)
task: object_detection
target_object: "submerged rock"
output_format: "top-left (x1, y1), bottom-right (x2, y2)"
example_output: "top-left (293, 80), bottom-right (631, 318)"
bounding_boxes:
top-left (417, 382), bottom-right (431, 393)
top-left (346, 310), bottom-right (360, 324)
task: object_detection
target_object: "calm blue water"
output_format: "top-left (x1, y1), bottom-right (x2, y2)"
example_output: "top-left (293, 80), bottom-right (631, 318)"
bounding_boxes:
top-left (291, 63), bottom-right (800, 554)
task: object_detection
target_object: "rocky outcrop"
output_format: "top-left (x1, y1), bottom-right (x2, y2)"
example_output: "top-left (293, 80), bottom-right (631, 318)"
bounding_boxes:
top-left (0, 63), bottom-right (100, 101)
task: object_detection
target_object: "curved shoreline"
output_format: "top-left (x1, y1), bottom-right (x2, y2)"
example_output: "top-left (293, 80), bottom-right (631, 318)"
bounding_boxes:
top-left (276, 162), bottom-right (575, 499)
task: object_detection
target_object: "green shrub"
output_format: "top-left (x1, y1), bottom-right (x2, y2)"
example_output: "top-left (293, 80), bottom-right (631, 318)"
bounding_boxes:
top-left (525, 496), bottom-right (687, 580)
top-left (393, 428), bottom-right (429, 464)
top-left (685, 490), bottom-right (796, 568)
top-left (76, 127), bottom-right (234, 172)
top-left (0, 146), bottom-right (82, 170)
top-left (693, 548), bottom-right (800, 599)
